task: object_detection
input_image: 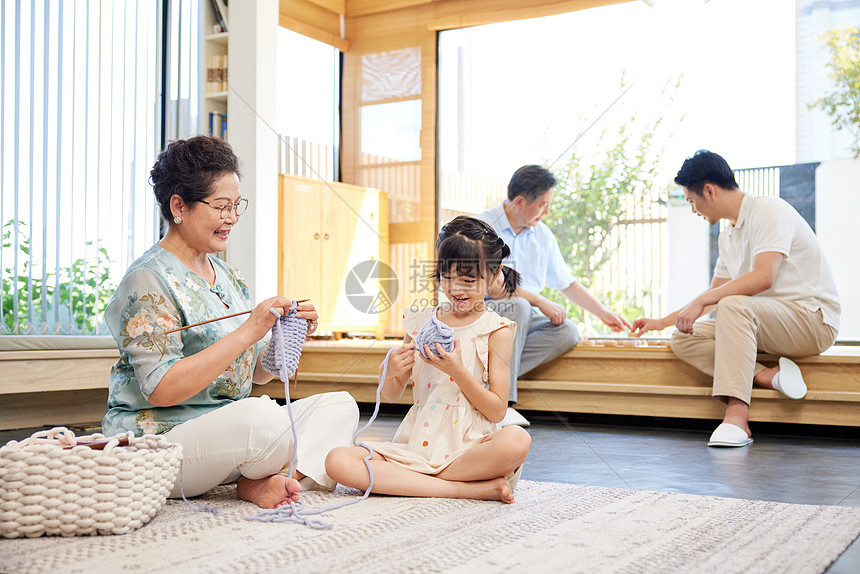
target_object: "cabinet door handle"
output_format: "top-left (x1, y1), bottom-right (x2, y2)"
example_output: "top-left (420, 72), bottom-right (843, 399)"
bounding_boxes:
top-left (314, 233), bottom-right (320, 240)
top-left (324, 233), bottom-right (330, 240)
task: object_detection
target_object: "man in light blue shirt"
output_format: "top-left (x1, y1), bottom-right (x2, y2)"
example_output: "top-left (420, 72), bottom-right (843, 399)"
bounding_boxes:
top-left (477, 165), bottom-right (631, 426)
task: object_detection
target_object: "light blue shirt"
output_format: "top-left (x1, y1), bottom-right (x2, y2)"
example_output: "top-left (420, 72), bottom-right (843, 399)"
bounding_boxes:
top-left (102, 244), bottom-right (267, 436)
top-left (475, 203), bottom-right (576, 295)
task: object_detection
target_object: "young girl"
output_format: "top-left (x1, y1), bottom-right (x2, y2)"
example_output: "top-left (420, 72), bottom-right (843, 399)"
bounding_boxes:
top-left (325, 216), bottom-right (531, 503)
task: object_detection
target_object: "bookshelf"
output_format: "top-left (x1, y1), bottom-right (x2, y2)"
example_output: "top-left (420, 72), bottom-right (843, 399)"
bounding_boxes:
top-left (202, 2), bottom-right (228, 140)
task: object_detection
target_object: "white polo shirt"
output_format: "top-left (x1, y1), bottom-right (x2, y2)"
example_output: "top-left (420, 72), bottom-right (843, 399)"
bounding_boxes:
top-left (713, 194), bottom-right (840, 330)
top-left (475, 203), bottom-right (576, 295)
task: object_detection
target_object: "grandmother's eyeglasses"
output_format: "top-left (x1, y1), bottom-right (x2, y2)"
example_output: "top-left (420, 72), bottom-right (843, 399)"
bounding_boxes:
top-left (199, 198), bottom-right (249, 219)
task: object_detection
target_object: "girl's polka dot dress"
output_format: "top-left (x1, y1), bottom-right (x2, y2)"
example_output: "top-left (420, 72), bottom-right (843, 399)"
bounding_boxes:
top-left (366, 307), bottom-right (516, 474)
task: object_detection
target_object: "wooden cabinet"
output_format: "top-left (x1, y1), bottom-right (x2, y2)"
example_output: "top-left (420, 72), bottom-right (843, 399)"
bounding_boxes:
top-left (278, 175), bottom-right (390, 337)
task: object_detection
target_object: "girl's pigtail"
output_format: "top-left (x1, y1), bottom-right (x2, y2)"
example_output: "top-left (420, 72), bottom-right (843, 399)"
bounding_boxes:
top-left (499, 265), bottom-right (520, 297)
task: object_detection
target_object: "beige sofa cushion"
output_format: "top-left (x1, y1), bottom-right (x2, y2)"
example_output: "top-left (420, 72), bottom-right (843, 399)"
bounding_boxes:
top-left (0, 336), bottom-right (116, 352)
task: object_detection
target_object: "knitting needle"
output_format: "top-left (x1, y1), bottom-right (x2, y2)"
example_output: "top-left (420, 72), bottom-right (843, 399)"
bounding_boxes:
top-left (162, 298), bottom-right (311, 335)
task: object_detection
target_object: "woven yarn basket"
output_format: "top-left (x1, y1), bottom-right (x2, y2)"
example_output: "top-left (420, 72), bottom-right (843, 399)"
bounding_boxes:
top-left (0, 427), bottom-right (182, 538)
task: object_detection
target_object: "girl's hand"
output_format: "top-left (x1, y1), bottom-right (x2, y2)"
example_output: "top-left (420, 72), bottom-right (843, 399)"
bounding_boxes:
top-left (294, 302), bottom-right (319, 334)
top-left (243, 296), bottom-right (293, 343)
top-left (389, 342), bottom-right (417, 380)
top-left (381, 341), bottom-right (416, 402)
top-left (419, 338), bottom-right (466, 380)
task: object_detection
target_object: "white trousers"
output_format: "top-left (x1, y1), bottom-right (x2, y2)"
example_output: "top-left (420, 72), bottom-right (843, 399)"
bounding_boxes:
top-left (163, 392), bottom-right (359, 498)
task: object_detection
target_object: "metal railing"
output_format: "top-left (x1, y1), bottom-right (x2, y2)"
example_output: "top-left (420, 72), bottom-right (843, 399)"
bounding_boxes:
top-left (439, 170), bottom-right (506, 224)
top-left (438, 170), bottom-right (668, 331)
top-left (278, 135), bottom-right (336, 182)
top-left (709, 164), bottom-right (818, 279)
top-left (590, 185), bottom-right (668, 324)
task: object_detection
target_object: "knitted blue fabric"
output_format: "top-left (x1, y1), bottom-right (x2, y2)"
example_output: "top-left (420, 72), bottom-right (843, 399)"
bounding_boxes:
top-left (260, 307), bottom-right (305, 379)
top-left (415, 313), bottom-right (455, 359)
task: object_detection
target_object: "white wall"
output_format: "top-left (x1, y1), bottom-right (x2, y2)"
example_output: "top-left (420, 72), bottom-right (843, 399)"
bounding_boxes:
top-left (816, 159), bottom-right (860, 341)
top-left (226, 0), bottom-right (280, 302)
top-left (666, 197), bottom-right (711, 312)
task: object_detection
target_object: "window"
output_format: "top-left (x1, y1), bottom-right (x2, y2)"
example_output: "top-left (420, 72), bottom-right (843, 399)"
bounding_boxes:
top-left (0, 0), bottom-right (197, 335)
top-left (438, 1), bottom-right (856, 340)
top-left (275, 27), bottom-right (339, 182)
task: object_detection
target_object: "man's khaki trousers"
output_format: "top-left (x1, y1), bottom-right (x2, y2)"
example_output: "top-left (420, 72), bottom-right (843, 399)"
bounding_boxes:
top-left (670, 296), bottom-right (837, 404)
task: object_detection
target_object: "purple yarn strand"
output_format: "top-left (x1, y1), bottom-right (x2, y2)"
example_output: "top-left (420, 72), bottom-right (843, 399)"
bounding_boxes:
top-left (247, 310), bottom-right (450, 529)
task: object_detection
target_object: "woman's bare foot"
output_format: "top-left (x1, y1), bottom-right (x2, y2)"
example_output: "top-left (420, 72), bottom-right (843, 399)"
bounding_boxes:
top-left (237, 475), bottom-right (302, 509)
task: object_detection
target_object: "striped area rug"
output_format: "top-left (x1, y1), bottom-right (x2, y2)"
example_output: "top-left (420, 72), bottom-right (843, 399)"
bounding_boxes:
top-left (1, 480), bottom-right (859, 574)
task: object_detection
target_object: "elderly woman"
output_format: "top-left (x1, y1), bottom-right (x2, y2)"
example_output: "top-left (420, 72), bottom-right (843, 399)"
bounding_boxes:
top-left (102, 136), bottom-right (358, 508)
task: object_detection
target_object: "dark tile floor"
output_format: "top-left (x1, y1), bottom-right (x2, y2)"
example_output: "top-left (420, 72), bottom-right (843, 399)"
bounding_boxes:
top-left (3, 411), bottom-right (859, 573)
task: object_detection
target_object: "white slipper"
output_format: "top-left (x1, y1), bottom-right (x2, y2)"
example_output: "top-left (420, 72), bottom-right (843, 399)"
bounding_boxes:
top-left (501, 407), bottom-right (531, 428)
top-left (776, 357), bottom-right (807, 400)
top-left (708, 423), bottom-right (753, 447)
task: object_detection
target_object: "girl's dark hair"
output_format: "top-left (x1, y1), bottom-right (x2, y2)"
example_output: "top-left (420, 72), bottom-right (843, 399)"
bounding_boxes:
top-left (434, 216), bottom-right (520, 297)
top-left (150, 135), bottom-right (241, 223)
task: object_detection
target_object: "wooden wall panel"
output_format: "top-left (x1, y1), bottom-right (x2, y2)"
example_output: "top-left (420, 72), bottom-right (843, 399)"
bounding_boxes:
top-left (426, 0), bottom-right (631, 30)
top-left (280, 0), bottom-right (348, 51)
top-left (343, 4), bottom-right (439, 334)
top-left (347, 0), bottom-right (629, 23)
top-left (348, 0), bottom-right (432, 18)
top-left (307, 0), bottom-right (346, 15)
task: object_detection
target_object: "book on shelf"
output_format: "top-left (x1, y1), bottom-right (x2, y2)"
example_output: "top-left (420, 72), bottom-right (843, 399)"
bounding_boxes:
top-left (206, 55), bottom-right (218, 93)
top-left (205, 55), bottom-right (228, 93)
top-left (209, 0), bottom-right (228, 33)
top-left (221, 55), bottom-right (228, 92)
top-left (208, 112), bottom-right (228, 141)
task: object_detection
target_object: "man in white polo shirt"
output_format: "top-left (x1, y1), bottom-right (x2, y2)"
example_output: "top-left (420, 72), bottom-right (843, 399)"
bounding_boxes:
top-left (631, 150), bottom-right (840, 447)
top-left (477, 165), bottom-right (632, 427)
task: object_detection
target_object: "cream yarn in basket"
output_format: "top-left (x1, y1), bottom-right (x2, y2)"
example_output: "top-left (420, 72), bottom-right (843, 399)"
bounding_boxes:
top-left (0, 427), bottom-right (182, 538)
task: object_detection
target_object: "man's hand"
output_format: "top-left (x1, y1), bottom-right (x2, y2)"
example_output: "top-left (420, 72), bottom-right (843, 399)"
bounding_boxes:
top-left (630, 317), bottom-right (669, 337)
top-left (600, 310), bottom-right (632, 332)
top-left (536, 296), bottom-right (567, 325)
top-left (676, 298), bottom-right (706, 334)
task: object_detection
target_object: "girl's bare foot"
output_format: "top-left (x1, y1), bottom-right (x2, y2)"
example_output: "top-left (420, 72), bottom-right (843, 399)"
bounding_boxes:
top-left (237, 475), bottom-right (302, 508)
top-left (476, 477), bottom-right (515, 504)
top-left (497, 478), bottom-right (515, 504)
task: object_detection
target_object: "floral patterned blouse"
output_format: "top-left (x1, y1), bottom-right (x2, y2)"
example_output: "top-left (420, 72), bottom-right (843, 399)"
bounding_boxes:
top-left (102, 244), bottom-right (266, 436)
